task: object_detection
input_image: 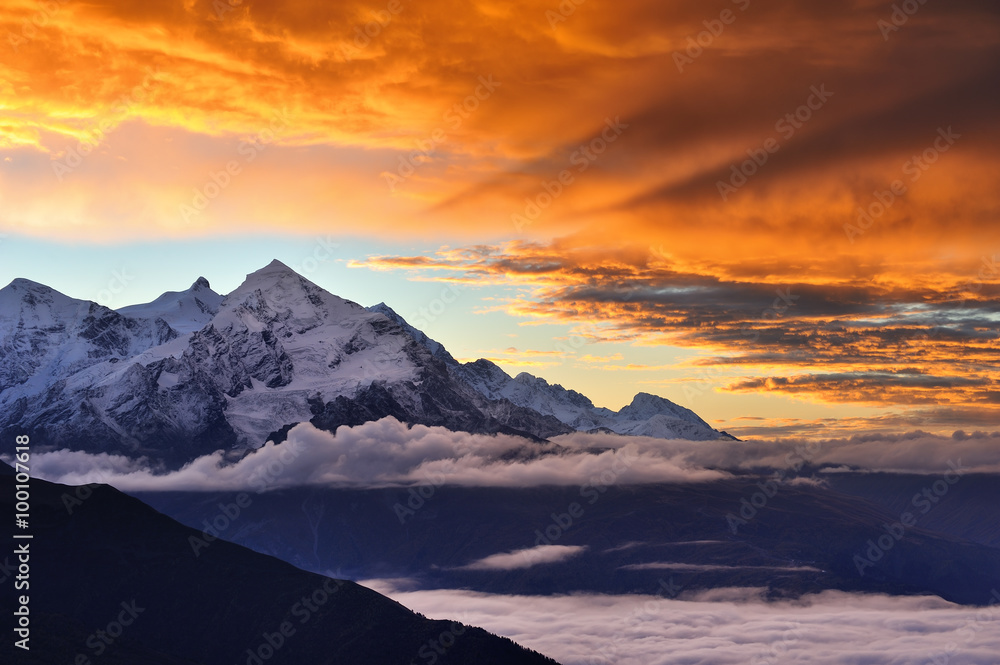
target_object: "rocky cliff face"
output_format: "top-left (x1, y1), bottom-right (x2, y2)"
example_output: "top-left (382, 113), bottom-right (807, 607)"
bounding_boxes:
top-left (0, 260), bottom-right (729, 467)
top-left (0, 262), bottom-right (571, 466)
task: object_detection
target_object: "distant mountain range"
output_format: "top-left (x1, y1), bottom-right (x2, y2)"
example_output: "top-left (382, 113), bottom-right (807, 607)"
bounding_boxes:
top-left (136, 474), bottom-right (1000, 607)
top-left (0, 463), bottom-right (558, 665)
top-left (0, 260), bottom-right (731, 466)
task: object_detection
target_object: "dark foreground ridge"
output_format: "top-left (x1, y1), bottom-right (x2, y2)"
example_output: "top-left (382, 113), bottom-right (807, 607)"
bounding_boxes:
top-left (0, 464), bottom-right (559, 665)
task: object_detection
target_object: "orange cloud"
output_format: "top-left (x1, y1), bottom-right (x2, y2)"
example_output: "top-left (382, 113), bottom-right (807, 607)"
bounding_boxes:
top-left (1, 0), bottom-right (997, 433)
top-left (0, 0), bottom-right (995, 250)
top-left (352, 240), bottom-right (1000, 427)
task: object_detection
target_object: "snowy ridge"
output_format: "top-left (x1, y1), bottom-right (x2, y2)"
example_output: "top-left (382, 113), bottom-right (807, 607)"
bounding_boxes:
top-left (117, 276), bottom-right (223, 334)
top-left (0, 278), bottom-right (176, 395)
top-left (364, 303), bottom-right (729, 440)
top-left (452, 359), bottom-right (725, 440)
top-left (0, 261), bottom-right (730, 467)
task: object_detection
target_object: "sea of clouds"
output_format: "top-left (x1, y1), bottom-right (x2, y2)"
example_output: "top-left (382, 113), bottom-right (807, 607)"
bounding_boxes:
top-left (362, 582), bottom-right (1000, 665)
top-left (19, 417), bottom-right (1000, 492)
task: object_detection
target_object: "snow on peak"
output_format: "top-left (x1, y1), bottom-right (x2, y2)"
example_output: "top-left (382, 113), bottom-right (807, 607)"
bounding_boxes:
top-left (618, 392), bottom-right (709, 427)
top-left (118, 277), bottom-right (224, 335)
top-left (256, 258), bottom-right (296, 276)
top-left (5, 277), bottom-right (56, 293)
top-left (223, 261), bottom-right (364, 325)
top-left (234, 260), bottom-right (320, 298)
top-left (0, 278), bottom-right (93, 328)
top-left (514, 372), bottom-right (554, 388)
top-left (366, 302), bottom-right (455, 364)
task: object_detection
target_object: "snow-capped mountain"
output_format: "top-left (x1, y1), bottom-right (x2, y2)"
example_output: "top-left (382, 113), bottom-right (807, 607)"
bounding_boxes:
top-left (0, 260), bottom-right (730, 466)
top-left (0, 278), bottom-right (176, 397)
top-left (117, 276), bottom-right (223, 333)
top-left (369, 302), bottom-right (730, 441)
top-left (0, 261), bottom-right (568, 465)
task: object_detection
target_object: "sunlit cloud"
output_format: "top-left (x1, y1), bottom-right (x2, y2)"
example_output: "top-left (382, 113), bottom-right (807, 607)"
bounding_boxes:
top-left (0, 0), bottom-right (995, 250)
top-left (352, 241), bottom-right (1000, 431)
top-left (1, 0), bottom-right (997, 433)
top-left (15, 419), bottom-right (1000, 493)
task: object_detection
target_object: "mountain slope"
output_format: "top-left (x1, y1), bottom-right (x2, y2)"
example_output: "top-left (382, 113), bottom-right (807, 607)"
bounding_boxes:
top-left (368, 302), bottom-right (731, 440)
top-left (0, 263), bottom-right (570, 466)
top-left (0, 465), bottom-right (560, 665)
top-left (1, 261), bottom-right (727, 467)
top-left (117, 276), bottom-right (223, 333)
top-left (0, 278), bottom-right (176, 393)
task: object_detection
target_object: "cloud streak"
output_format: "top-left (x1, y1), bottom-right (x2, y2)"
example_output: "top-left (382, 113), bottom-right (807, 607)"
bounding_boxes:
top-left (458, 545), bottom-right (587, 571)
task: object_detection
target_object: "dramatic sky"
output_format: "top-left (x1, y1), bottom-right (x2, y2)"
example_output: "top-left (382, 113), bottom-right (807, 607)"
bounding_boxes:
top-left (1, 0), bottom-right (997, 437)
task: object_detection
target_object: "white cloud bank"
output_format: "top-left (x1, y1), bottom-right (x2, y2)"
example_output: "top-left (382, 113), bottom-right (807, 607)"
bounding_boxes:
top-left (457, 545), bottom-right (588, 571)
top-left (22, 417), bottom-right (729, 491)
top-left (551, 429), bottom-right (1000, 476)
top-left (17, 418), bottom-right (1000, 492)
top-left (360, 583), bottom-right (1000, 665)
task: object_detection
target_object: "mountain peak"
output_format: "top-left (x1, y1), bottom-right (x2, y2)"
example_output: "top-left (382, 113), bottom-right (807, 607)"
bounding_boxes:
top-left (0, 278), bottom-right (86, 315)
top-left (234, 259), bottom-right (308, 294)
top-left (259, 258), bottom-right (295, 274)
top-left (117, 277), bottom-right (224, 334)
top-left (619, 391), bottom-right (709, 427)
top-left (625, 392), bottom-right (679, 412)
top-left (4, 277), bottom-right (57, 294)
top-left (366, 302), bottom-right (457, 365)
